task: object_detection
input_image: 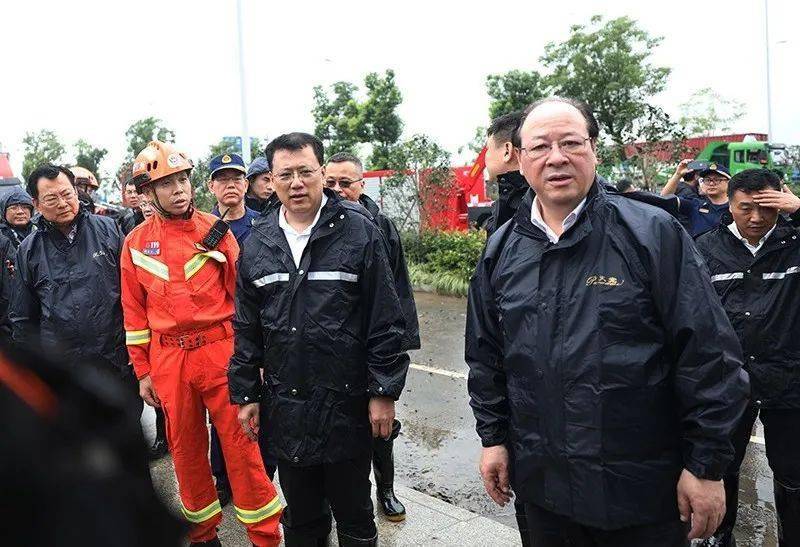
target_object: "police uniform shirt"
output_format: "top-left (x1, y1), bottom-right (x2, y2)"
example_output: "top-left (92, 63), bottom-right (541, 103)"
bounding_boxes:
top-left (678, 196), bottom-right (730, 237)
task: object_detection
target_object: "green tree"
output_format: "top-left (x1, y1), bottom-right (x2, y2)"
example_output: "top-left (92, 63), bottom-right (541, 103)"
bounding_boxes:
top-left (540, 15), bottom-right (671, 161)
top-left (679, 87), bottom-right (746, 136)
top-left (312, 81), bottom-right (364, 156)
top-left (125, 117), bottom-right (176, 160)
top-left (73, 139), bottom-right (108, 181)
top-left (22, 129), bottom-right (65, 180)
top-left (621, 106), bottom-right (689, 191)
top-left (190, 137), bottom-right (264, 212)
top-left (361, 70), bottom-right (403, 169)
top-left (383, 134), bottom-right (454, 232)
top-left (311, 69), bottom-right (404, 169)
top-left (486, 69), bottom-right (547, 119)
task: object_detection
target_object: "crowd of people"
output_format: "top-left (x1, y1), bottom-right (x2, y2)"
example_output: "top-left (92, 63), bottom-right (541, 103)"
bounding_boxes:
top-left (1, 95), bottom-right (799, 547)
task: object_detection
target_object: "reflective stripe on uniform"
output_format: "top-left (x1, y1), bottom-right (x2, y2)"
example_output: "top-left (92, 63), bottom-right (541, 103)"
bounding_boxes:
top-left (762, 266), bottom-right (800, 280)
top-left (125, 329), bottom-right (151, 345)
top-left (181, 499), bottom-right (222, 523)
top-left (710, 272), bottom-right (744, 283)
top-left (184, 250), bottom-right (227, 280)
top-left (130, 248), bottom-right (170, 281)
top-left (307, 271), bottom-right (359, 282)
top-left (234, 496), bottom-right (282, 524)
top-left (253, 273), bottom-right (290, 287)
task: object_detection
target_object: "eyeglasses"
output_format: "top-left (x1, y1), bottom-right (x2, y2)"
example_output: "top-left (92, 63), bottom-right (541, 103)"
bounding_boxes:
top-left (214, 174), bottom-right (246, 184)
top-left (519, 137), bottom-right (592, 160)
top-left (324, 178), bottom-right (363, 189)
top-left (701, 177), bottom-right (727, 185)
top-left (274, 166), bottom-right (322, 184)
top-left (40, 189), bottom-right (77, 208)
top-left (6, 204), bottom-right (31, 213)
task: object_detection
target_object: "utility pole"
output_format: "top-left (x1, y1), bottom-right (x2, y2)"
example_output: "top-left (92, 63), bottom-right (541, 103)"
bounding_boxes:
top-left (764, 0), bottom-right (773, 142)
top-left (236, 0), bottom-right (251, 163)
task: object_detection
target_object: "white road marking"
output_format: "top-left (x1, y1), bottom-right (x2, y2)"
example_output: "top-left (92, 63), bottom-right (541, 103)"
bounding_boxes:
top-left (410, 363), bottom-right (467, 380)
top-left (408, 365), bottom-right (769, 446)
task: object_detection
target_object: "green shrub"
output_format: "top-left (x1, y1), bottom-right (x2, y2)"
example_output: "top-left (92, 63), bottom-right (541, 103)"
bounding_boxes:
top-left (402, 229), bottom-right (485, 297)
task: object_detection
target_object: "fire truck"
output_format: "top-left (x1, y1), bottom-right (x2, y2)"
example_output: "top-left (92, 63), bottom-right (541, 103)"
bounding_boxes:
top-left (361, 152), bottom-right (492, 232)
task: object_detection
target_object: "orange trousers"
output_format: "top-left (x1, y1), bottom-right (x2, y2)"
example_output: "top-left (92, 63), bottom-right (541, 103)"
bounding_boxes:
top-left (150, 331), bottom-right (281, 546)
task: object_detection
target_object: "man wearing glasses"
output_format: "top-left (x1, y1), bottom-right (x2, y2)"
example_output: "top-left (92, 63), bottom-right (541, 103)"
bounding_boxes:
top-left (230, 132), bottom-right (407, 546)
top-left (662, 161), bottom-right (731, 237)
top-left (466, 97), bottom-right (749, 546)
top-left (325, 151), bottom-right (420, 523)
top-left (9, 164), bottom-right (140, 416)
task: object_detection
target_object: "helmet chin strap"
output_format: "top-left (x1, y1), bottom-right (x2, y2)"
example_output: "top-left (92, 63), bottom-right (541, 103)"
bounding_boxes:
top-left (149, 192), bottom-right (194, 220)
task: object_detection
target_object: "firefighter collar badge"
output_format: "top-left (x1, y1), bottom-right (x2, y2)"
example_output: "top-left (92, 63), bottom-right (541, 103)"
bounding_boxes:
top-left (222, 154), bottom-right (232, 164)
top-left (144, 241), bottom-right (161, 256)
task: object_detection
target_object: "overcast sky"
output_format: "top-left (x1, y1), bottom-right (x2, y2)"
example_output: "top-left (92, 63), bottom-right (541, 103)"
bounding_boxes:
top-left (3, 0), bottom-right (799, 179)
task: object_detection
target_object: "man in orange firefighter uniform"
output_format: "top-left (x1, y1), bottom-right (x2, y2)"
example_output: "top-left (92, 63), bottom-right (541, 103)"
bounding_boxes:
top-left (120, 140), bottom-right (282, 547)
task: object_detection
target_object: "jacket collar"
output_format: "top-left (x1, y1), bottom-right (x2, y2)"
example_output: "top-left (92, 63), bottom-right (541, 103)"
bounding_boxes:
top-left (36, 208), bottom-right (88, 245)
top-left (257, 188), bottom-right (346, 258)
top-left (152, 206), bottom-right (199, 232)
top-left (496, 170), bottom-right (529, 192)
top-left (358, 193), bottom-right (381, 217)
top-left (718, 214), bottom-right (798, 256)
top-left (513, 177), bottom-right (604, 243)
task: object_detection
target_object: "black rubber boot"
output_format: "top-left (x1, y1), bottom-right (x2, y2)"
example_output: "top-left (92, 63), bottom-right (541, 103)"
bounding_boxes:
top-left (373, 420), bottom-right (405, 522)
top-left (337, 531), bottom-right (377, 546)
top-left (774, 479), bottom-right (800, 546)
top-left (149, 408), bottom-right (169, 461)
top-left (282, 528), bottom-right (330, 547)
top-left (189, 538), bottom-right (222, 547)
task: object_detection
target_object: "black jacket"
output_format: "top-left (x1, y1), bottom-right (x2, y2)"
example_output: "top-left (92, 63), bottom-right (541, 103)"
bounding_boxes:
top-left (0, 342), bottom-right (184, 546)
top-left (0, 233), bottom-right (15, 339)
top-left (486, 171), bottom-right (529, 236)
top-left (696, 215), bottom-right (800, 408)
top-left (466, 180), bottom-right (749, 530)
top-left (228, 190), bottom-right (408, 465)
top-left (358, 194), bottom-right (420, 351)
top-left (119, 208), bottom-right (145, 236)
top-left (0, 186), bottom-right (36, 249)
top-left (9, 210), bottom-right (130, 378)
top-left (245, 194), bottom-right (269, 213)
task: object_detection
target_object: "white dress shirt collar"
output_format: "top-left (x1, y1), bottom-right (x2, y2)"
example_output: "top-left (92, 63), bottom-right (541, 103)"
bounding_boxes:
top-left (727, 221), bottom-right (775, 256)
top-left (279, 194), bottom-right (328, 267)
top-left (530, 196), bottom-right (587, 244)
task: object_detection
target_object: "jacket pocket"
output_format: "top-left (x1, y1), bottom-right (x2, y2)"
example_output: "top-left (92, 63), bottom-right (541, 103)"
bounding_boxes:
top-left (600, 382), bottom-right (679, 458)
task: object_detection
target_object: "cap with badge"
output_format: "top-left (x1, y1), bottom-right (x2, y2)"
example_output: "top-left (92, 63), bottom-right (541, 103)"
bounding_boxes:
top-left (698, 162), bottom-right (731, 180)
top-left (209, 153), bottom-right (247, 178)
top-left (246, 156), bottom-right (270, 180)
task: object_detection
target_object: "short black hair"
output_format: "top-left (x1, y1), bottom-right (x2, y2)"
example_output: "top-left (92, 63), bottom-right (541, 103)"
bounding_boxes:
top-left (517, 96), bottom-right (600, 144)
top-left (26, 164), bottom-right (75, 199)
top-left (487, 111), bottom-right (522, 147)
top-left (264, 132), bottom-right (324, 170)
top-left (728, 168), bottom-right (782, 199)
top-left (326, 152), bottom-right (363, 171)
top-left (615, 177), bottom-right (634, 193)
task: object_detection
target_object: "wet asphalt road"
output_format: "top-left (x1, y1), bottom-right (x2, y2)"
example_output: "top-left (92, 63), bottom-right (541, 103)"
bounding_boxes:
top-left (397, 291), bottom-right (779, 546)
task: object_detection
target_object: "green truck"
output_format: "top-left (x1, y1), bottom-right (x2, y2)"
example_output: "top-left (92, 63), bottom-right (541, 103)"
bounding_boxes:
top-left (695, 139), bottom-right (787, 176)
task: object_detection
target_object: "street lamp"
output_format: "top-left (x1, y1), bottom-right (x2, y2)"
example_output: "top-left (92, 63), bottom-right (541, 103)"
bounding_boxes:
top-left (236, 0), bottom-right (251, 163)
top-left (764, 0), bottom-right (772, 142)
